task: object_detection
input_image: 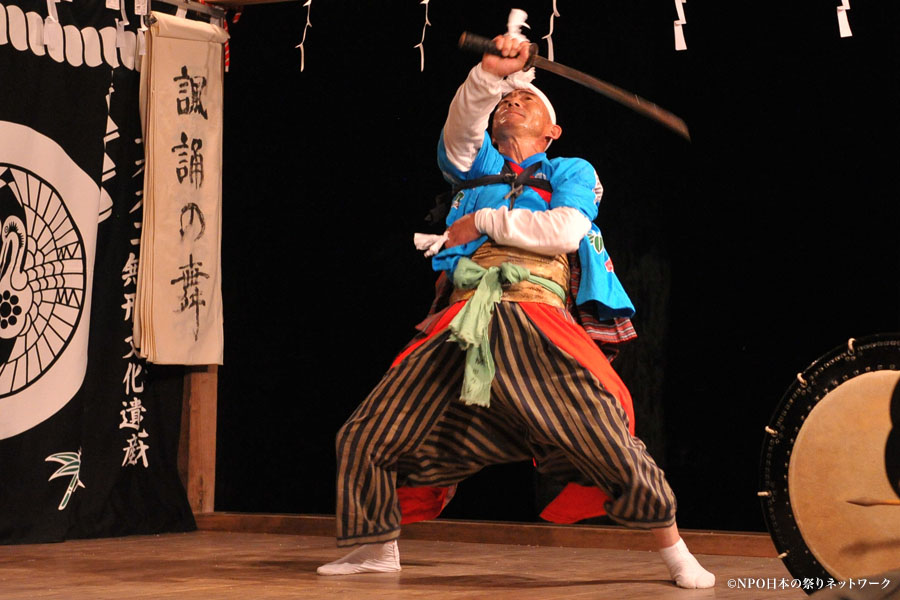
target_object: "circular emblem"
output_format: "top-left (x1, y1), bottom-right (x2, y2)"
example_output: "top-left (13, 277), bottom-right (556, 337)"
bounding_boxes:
top-left (0, 121), bottom-right (98, 439)
top-left (0, 164), bottom-right (86, 396)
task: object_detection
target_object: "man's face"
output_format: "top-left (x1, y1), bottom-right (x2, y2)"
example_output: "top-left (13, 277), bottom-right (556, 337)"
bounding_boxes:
top-left (492, 89), bottom-right (553, 140)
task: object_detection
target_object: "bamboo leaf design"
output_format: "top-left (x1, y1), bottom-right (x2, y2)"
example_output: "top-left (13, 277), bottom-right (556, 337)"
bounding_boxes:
top-left (46, 450), bottom-right (85, 510)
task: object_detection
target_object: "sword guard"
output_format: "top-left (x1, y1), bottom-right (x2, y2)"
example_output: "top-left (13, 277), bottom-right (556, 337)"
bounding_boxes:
top-left (458, 32), bottom-right (537, 70)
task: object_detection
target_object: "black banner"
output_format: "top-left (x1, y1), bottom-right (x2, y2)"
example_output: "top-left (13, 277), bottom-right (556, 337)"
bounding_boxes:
top-left (0, 0), bottom-right (194, 543)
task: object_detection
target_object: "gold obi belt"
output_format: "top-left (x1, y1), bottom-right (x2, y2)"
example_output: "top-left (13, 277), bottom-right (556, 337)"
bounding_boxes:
top-left (449, 242), bottom-right (569, 309)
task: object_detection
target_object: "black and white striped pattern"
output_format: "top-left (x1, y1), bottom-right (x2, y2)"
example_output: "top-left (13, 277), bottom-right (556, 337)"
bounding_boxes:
top-left (335, 303), bottom-right (676, 547)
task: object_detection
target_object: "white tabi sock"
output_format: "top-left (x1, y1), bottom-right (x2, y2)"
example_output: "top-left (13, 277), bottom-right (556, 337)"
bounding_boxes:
top-left (658, 538), bottom-right (715, 589)
top-left (316, 539), bottom-right (401, 576)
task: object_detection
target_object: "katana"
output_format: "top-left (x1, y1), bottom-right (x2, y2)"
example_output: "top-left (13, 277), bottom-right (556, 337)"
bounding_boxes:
top-left (459, 32), bottom-right (691, 142)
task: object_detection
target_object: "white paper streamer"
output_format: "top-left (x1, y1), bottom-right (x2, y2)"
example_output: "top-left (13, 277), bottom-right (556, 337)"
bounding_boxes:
top-left (294, 0), bottom-right (312, 71)
top-left (836, 0), bottom-right (852, 38)
top-left (541, 0), bottom-right (560, 62)
top-left (106, 0), bottom-right (120, 10)
top-left (116, 1), bottom-right (129, 48)
top-left (175, 6), bottom-right (187, 18)
top-left (673, 0), bottom-right (687, 51)
top-left (413, 0), bottom-right (430, 72)
top-left (45, 0), bottom-right (58, 23)
top-left (44, 0), bottom-right (61, 52)
top-left (132, 0), bottom-right (146, 59)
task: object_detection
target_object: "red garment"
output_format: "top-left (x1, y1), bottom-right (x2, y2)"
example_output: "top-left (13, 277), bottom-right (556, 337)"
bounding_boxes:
top-left (396, 300), bottom-right (635, 525)
top-left (505, 160), bottom-right (552, 203)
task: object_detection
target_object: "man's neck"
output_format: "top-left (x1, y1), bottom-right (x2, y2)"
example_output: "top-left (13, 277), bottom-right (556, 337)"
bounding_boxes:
top-left (495, 136), bottom-right (546, 164)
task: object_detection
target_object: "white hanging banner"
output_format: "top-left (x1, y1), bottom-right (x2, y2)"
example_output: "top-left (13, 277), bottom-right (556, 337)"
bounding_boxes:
top-left (135, 12), bottom-right (228, 365)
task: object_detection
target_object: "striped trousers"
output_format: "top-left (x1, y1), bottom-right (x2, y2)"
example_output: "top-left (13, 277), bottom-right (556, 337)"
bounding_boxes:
top-left (335, 302), bottom-right (676, 547)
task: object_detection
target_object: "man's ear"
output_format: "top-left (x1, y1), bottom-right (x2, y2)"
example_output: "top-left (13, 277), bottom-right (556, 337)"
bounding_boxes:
top-left (547, 123), bottom-right (562, 142)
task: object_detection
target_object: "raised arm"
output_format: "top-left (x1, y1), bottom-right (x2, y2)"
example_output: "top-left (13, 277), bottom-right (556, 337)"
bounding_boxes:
top-left (441, 36), bottom-right (533, 174)
top-left (441, 36), bottom-right (592, 256)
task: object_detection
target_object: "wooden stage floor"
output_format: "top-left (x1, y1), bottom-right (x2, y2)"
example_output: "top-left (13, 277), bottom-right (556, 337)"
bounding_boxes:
top-left (0, 530), bottom-right (804, 599)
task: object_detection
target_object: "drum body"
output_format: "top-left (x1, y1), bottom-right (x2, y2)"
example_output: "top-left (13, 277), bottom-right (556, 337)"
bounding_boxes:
top-left (760, 334), bottom-right (900, 589)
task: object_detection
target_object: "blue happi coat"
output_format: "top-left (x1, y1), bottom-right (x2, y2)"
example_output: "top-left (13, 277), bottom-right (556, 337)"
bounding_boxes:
top-left (434, 130), bottom-right (635, 320)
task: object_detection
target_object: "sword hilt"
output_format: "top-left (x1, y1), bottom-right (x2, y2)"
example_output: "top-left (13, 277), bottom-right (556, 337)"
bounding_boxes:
top-left (458, 32), bottom-right (538, 70)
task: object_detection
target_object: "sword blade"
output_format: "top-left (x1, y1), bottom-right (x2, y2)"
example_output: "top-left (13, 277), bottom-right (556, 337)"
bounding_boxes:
top-left (531, 55), bottom-right (691, 141)
top-left (457, 33), bottom-right (690, 141)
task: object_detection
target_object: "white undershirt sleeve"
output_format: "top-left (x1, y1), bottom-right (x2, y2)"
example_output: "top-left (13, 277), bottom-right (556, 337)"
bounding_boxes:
top-left (442, 65), bottom-right (506, 173)
top-left (474, 206), bottom-right (591, 256)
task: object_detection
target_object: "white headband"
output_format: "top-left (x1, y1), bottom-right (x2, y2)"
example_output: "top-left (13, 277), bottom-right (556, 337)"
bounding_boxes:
top-left (519, 82), bottom-right (556, 124)
top-left (502, 68), bottom-right (557, 125)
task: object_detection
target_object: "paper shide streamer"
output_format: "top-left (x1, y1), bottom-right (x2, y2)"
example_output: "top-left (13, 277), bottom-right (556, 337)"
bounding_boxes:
top-left (295, 0), bottom-right (312, 71)
top-left (43, 0), bottom-right (62, 54)
top-left (541, 0), bottom-right (560, 62)
top-left (413, 0), bottom-right (430, 72)
top-left (673, 0), bottom-right (686, 51)
top-left (135, 0), bottom-right (147, 55)
top-left (115, 0), bottom-right (129, 49)
top-left (836, 0), bottom-right (851, 38)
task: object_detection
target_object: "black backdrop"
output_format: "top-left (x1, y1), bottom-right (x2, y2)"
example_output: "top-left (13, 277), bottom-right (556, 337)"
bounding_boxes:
top-left (215, 1), bottom-right (900, 532)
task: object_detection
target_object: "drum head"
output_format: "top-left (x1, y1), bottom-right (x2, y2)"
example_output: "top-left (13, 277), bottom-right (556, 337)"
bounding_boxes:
top-left (760, 334), bottom-right (900, 588)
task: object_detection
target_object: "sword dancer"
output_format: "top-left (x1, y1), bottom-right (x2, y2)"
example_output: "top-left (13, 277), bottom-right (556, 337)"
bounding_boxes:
top-left (318, 28), bottom-right (715, 589)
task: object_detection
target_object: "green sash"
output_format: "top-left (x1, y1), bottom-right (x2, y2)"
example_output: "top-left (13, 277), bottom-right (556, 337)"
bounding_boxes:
top-left (448, 257), bottom-right (566, 407)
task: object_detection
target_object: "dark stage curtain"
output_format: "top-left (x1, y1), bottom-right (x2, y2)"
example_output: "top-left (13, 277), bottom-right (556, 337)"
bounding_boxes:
top-left (215, 1), bottom-right (900, 533)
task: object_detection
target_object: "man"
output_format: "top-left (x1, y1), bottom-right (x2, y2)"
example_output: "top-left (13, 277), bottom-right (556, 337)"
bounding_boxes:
top-left (318, 33), bottom-right (715, 590)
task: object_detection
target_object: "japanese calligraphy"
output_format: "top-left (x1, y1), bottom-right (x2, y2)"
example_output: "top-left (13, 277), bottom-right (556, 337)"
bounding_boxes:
top-left (173, 65), bottom-right (208, 119)
top-left (727, 577), bottom-right (893, 591)
top-left (165, 60), bottom-right (219, 360)
top-left (179, 202), bottom-right (206, 241)
top-left (119, 398), bottom-right (146, 431)
top-left (122, 252), bottom-right (138, 287)
top-left (122, 430), bottom-right (150, 467)
top-left (120, 194), bottom-right (150, 469)
top-left (171, 253), bottom-right (210, 341)
top-left (171, 132), bottom-right (204, 188)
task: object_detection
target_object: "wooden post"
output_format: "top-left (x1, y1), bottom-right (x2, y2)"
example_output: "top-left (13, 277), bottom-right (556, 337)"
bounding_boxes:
top-left (178, 365), bottom-right (218, 515)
